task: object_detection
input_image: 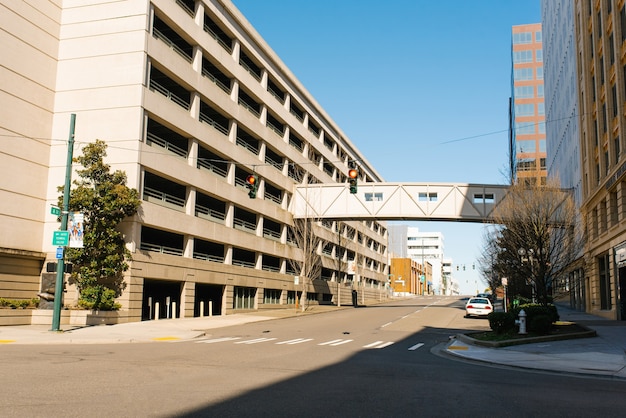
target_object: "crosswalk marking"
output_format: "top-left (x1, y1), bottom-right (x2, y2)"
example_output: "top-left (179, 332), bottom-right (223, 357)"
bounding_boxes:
top-left (276, 338), bottom-right (313, 345)
top-left (196, 336), bottom-right (421, 351)
top-left (197, 337), bottom-right (242, 344)
top-left (318, 339), bottom-right (353, 346)
top-left (363, 341), bottom-right (395, 349)
top-left (235, 337), bottom-right (277, 344)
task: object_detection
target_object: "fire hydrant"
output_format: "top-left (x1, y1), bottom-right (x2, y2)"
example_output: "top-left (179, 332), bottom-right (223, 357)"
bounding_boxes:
top-left (516, 309), bottom-right (527, 334)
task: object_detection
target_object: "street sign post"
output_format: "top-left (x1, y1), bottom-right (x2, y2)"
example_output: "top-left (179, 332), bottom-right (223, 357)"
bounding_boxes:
top-left (51, 206), bottom-right (61, 216)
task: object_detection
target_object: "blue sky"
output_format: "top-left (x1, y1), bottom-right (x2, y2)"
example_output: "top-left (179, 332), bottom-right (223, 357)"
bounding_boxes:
top-left (232, 0), bottom-right (541, 294)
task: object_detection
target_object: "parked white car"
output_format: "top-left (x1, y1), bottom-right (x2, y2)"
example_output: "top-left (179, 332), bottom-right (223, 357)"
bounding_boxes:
top-left (465, 297), bottom-right (493, 318)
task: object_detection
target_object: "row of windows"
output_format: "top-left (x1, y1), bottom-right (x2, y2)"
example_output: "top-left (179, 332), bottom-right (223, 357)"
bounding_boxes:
top-left (513, 49), bottom-right (543, 64)
top-left (516, 139), bottom-right (547, 154)
top-left (513, 30), bottom-right (542, 45)
top-left (514, 122), bottom-right (546, 136)
top-left (515, 103), bottom-right (545, 116)
top-left (514, 85), bottom-right (545, 98)
top-left (513, 67), bottom-right (543, 81)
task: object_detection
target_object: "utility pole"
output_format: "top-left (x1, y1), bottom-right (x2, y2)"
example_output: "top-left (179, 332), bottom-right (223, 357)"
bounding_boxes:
top-left (51, 114), bottom-right (76, 332)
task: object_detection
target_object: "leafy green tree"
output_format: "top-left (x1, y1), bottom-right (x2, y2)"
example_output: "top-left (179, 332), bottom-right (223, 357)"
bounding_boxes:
top-left (58, 140), bottom-right (141, 310)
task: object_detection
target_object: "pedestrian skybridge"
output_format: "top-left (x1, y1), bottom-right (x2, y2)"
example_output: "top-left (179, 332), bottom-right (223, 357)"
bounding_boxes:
top-left (292, 183), bottom-right (510, 222)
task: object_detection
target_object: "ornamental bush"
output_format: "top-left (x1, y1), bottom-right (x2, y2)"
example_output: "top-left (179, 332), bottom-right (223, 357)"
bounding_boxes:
top-left (529, 314), bottom-right (553, 335)
top-left (488, 312), bottom-right (516, 334)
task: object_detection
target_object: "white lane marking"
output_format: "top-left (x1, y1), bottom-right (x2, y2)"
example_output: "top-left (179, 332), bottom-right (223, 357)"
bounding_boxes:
top-left (363, 341), bottom-right (395, 349)
top-left (196, 337), bottom-right (242, 344)
top-left (408, 343), bottom-right (425, 351)
top-left (381, 322), bottom-right (393, 328)
top-left (276, 338), bottom-right (313, 345)
top-left (235, 337), bottom-right (277, 345)
top-left (318, 339), bottom-right (353, 346)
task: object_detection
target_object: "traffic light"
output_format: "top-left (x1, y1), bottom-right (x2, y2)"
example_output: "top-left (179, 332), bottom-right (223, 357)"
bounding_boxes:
top-left (245, 174), bottom-right (258, 198)
top-left (348, 168), bottom-right (358, 194)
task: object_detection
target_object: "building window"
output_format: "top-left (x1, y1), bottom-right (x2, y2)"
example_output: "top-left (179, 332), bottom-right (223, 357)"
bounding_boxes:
top-left (513, 50), bottom-right (533, 63)
top-left (615, 136), bottom-right (621, 163)
top-left (516, 140), bottom-right (537, 153)
top-left (514, 86), bottom-right (535, 98)
top-left (535, 31), bottom-right (542, 42)
top-left (264, 289), bottom-right (281, 304)
top-left (515, 122), bottom-right (536, 135)
top-left (513, 31), bottom-right (532, 44)
top-left (598, 254), bottom-right (612, 310)
top-left (234, 286), bottom-right (256, 309)
top-left (515, 103), bottom-right (535, 116)
top-left (536, 67), bottom-right (543, 79)
top-left (513, 68), bottom-right (534, 81)
top-left (365, 192), bottom-right (383, 201)
top-left (537, 85), bottom-right (544, 97)
top-left (536, 49), bottom-right (543, 62)
top-left (418, 192), bottom-right (438, 202)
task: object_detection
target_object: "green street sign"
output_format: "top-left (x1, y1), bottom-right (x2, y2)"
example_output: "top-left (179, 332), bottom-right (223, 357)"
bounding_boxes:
top-left (52, 230), bottom-right (69, 246)
top-left (51, 207), bottom-right (61, 216)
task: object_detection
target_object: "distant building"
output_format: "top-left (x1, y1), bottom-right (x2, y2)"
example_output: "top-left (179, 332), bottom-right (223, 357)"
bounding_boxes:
top-left (510, 23), bottom-right (546, 186)
top-left (389, 258), bottom-right (430, 296)
top-left (389, 225), bottom-right (445, 295)
top-left (541, 0), bottom-right (585, 310)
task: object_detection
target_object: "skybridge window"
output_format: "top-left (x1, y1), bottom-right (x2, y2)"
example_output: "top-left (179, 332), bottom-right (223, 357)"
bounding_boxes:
top-left (473, 193), bottom-right (495, 204)
top-left (365, 192), bottom-right (383, 201)
top-left (418, 192), bottom-right (438, 202)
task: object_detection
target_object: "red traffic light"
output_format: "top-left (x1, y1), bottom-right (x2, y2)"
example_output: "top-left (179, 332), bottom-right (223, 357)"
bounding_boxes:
top-left (348, 169), bottom-right (358, 179)
top-left (246, 174), bottom-right (257, 185)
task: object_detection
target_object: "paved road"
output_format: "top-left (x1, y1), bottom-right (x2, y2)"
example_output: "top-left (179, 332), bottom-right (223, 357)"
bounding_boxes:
top-left (1, 296), bottom-right (626, 417)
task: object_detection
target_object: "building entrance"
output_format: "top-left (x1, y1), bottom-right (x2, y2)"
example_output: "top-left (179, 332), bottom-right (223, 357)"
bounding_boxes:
top-left (142, 279), bottom-right (182, 320)
top-left (194, 284), bottom-right (223, 316)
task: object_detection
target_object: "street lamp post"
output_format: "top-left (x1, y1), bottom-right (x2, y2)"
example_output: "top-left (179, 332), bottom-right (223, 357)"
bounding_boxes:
top-left (518, 248), bottom-right (538, 303)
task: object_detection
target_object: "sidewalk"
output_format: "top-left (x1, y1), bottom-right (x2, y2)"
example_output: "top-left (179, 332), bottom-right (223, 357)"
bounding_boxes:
top-left (0, 305), bottom-right (342, 345)
top-left (442, 303), bottom-right (626, 380)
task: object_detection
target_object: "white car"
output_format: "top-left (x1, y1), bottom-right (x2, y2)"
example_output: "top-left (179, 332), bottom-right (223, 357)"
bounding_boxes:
top-left (465, 297), bottom-right (493, 318)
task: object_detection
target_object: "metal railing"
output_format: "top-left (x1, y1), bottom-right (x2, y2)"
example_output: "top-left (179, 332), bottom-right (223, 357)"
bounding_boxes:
top-left (201, 68), bottom-right (231, 93)
top-left (152, 27), bottom-right (192, 63)
top-left (197, 159), bottom-right (227, 178)
top-left (263, 228), bottom-right (281, 241)
top-left (266, 121), bottom-right (284, 137)
top-left (149, 80), bottom-right (189, 110)
top-left (234, 218), bottom-right (256, 233)
top-left (232, 259), bottom-right (255, 268)
top-left (237, 98), bottom-right (260, 118)
top-left (235, 137), bottom-right (258, 155)
top-left (203, 24), bottom-right (232, 52)
top-left (199, 112), bottom-right (229, 135)
top-left (239, 59), bottom-right (261, 81)
top-left (146, 132), bottom-right (188, 158)
top-left (143, 186), bottom-right (185, 209)
top-left (193, 252), bottom-right (224, 263)
top-left (195, 204), bottom-right (226, 223)
top-left (140, 242), bottom-right (184, 256)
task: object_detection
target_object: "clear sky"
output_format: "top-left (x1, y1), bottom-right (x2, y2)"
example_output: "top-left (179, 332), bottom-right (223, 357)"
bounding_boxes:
top-left (231, 0), bottom-right (541, 294)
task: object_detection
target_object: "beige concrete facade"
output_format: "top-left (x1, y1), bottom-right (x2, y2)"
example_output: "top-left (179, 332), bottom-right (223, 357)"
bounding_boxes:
top-left (0, 0), bottom-right (389, 322)
top-left (574, 0), bottom-right (626, 320)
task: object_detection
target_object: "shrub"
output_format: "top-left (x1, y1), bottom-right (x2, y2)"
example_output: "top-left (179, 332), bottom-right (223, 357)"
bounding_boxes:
top-left (512, 303), bottom-right (559, 324)
top-left (78, 286), bottom-right (121, 311)
top-left (488, 312), bottom-right (516, 334)
top-left (0, 298), bottom-right (39, 309)
top-left (529, 314), bottom-right (553, 335)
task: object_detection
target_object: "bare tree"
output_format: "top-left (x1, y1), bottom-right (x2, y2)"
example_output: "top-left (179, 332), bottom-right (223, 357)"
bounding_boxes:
top-left (477, 229), bottom-right (501, 299)
top-left (491, 177), bottom-right (583, 305)
top-left (288, 218), bottom-right (323, 311)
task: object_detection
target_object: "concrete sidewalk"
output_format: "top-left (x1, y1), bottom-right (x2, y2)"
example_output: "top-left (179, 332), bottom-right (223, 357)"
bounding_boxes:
top-left (442, 304), bottom-right (626, 380)
top-left (0, 305), bottom-right (341, 345)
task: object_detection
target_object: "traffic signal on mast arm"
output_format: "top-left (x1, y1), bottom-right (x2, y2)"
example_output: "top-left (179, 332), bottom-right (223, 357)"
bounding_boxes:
top-left (348, 168), bottom-right (359, 194)
top-left (245, 174), bottom-right (258, 198)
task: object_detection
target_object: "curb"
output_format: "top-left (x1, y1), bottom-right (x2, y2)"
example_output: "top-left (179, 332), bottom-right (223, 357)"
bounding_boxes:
top-left (454, 323), bottom-right (598, 348)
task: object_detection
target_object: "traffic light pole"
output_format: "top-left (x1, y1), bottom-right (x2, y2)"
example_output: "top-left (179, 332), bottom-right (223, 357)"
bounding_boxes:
top-left (51, 114), bottom-right (76, 332)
